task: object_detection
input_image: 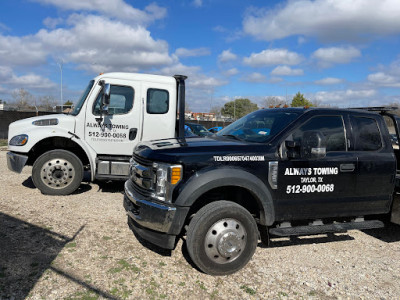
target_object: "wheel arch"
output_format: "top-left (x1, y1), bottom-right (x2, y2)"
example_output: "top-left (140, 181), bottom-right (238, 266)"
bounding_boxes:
top-left (27, 136), bottom-right (93, 175)
top-left (175, 168), bottom-right (275, 226)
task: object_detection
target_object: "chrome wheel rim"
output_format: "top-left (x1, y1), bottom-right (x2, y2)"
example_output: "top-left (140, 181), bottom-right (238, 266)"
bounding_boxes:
top-left (40, 158), bottom-right (75, 189)
top-left (204, 218), bottom-right (247, 264)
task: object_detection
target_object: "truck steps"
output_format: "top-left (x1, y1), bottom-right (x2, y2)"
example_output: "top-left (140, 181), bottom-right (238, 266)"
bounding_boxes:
top-left (269, 220), bottom-right (384, 237)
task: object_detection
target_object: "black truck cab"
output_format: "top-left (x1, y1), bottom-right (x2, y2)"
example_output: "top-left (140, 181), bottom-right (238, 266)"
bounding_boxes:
top-left (124, 107), bottom-right (400, 275)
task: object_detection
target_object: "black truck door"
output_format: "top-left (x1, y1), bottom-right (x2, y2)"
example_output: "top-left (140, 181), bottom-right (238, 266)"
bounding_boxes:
top-left (350, 115), bottom-right (395, 215)
top-left (276, 114), bottom-right (359, 220)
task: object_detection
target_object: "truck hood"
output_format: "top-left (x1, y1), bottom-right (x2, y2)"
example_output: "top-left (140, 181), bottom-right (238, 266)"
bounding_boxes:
top-left (135, 136), bottom-right (275, 163)
top-left (8, 114), bottom-right (76, 137)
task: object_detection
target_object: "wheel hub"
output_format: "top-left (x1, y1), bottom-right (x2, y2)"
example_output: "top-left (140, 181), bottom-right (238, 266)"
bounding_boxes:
top-left (40, 158), bottom-right (75, 189)
top-left (204, 218), bottom-right (247, 264)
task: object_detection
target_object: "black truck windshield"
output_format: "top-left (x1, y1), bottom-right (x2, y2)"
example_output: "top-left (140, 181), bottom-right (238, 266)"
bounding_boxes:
top-left (70, 80), bottom-right (95, 116)
top-left (217, 109), bottom-right (302, 143)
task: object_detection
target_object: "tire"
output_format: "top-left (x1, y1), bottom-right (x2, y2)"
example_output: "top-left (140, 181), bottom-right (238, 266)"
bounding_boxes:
top-left (32, 150), bottom-right (83, 195)
top-left (186, 201), bottom-right (258, 276)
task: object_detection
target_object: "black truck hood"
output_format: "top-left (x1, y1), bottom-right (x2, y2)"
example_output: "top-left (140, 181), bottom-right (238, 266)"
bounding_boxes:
top-left (135, 136), bottom-right (275, 164)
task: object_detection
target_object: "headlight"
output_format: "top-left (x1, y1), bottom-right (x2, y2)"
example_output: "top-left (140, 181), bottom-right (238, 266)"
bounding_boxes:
top-left (9, 134), bottom-right (28, 146)
top-left (32, 118), bottom-right (59, 126)
top-left (152, 162), bottom-right (182, 202)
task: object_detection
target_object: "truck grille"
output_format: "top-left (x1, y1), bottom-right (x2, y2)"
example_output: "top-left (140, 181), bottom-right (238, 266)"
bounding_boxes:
top-left (130, 154), bottom-right (154, 198)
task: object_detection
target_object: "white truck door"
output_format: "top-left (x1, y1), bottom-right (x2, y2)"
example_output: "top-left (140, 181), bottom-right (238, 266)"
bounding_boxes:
top-left (140, 82), bottom-right (177, 141)
top-left (84, 78), bottom-right (141, 155)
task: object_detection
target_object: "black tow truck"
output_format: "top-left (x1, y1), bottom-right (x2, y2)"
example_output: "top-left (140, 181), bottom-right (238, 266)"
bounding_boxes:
top-left (124, 105), bottom-right (400, 275)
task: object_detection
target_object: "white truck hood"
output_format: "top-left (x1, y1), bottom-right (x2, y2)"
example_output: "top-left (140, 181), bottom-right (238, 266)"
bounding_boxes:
top-left (8, 114), bottom-right (77, 153)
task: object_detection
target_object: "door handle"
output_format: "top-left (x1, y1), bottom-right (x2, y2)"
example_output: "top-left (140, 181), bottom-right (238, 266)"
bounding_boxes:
top-left (129, 128), bottom-right (138, 140)
top-left (340, 163), bottom-right (355, 172)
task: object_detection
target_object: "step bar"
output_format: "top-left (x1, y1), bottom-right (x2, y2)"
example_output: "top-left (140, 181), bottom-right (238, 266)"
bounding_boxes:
top-left (269, 220), bottom-right (384, 237)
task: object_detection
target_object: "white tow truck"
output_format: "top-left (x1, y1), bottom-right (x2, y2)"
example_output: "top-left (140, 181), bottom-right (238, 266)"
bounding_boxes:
top-left (7, 72), bottom-right (188, 195)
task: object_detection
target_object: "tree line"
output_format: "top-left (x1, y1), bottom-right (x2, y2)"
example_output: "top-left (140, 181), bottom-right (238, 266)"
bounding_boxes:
top-left (217, 92), bottom-right (317, 120)
top-left (1, 88), bottom-right (72, 111)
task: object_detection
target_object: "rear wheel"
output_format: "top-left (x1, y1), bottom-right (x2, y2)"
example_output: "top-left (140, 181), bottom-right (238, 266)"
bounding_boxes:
top-left (32, 150), bottom-right (83, 195)
top-left (186, 201), bottom-right (258, 275)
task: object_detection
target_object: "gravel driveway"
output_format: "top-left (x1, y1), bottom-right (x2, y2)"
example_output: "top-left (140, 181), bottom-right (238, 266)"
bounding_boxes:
top-left (0, 149), bottom-right (399, 299)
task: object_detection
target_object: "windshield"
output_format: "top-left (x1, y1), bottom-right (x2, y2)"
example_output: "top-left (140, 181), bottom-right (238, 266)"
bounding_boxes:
top-left (70, 80), bottom-right (95, 116)
top-left (217, 109), bottom-right (302, 143)
top-left (189, 124), bottom-right (209, 135)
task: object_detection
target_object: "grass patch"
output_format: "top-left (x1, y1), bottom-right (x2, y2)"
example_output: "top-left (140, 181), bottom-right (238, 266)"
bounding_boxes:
top-left (108, 259), bottom-right (141, 274)
top-left (102, 236), bottom-right (112, 241)
top-left (240, 285), bottom-right (256, 295)
top-left (64, 290), bottom-right (99, 300)
top-left (65, 242), bottom-right (77, 248)
top-left (0, 139), bottom-right (7, 147)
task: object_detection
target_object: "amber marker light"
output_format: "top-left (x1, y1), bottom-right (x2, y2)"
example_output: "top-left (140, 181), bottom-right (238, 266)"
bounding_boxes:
top-left (170, 166), bottom-right (182, 185)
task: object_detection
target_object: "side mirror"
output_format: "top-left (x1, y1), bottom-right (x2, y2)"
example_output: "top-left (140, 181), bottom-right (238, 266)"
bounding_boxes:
top-left (101, 83), bottom-right (111, 113)
top-left (284, 140), bottom-right (300, 159)
top-left (301, 130), bottom-right (326, 159)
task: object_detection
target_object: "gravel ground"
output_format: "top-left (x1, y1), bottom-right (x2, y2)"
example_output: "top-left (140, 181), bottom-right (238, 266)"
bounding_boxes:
top-left (0, 149), bottom-right (399, 300)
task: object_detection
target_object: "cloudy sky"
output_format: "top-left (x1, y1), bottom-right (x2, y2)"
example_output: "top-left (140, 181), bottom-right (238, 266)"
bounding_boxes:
top-left (1, 0), bottom-right (400, 111)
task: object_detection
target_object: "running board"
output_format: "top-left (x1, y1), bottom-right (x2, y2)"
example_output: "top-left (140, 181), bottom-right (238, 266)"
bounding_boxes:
top-left (269, 220), bottom-right (384, 237)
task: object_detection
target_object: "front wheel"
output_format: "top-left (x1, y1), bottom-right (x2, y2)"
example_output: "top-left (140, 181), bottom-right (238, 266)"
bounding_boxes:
top-left (186, 201), bottom-right (258, 275)
top-left (32, 150), bottom-right (83, 195)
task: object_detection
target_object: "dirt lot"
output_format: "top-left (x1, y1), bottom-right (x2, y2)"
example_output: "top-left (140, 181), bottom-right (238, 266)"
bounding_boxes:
top-left (0, 149), bottom-right (399, 300)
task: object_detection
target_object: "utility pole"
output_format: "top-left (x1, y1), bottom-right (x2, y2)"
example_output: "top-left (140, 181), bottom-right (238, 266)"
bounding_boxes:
top-left (57, 59), bottom-right (63, 112)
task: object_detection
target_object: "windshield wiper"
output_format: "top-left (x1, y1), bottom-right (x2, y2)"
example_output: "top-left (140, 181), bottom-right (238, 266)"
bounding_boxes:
top-left (221, 134), bottom-right (243, 141)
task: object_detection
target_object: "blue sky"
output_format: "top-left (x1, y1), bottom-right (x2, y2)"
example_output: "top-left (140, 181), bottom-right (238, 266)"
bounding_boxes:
top-left (1, 0), bottom-right (400, 111)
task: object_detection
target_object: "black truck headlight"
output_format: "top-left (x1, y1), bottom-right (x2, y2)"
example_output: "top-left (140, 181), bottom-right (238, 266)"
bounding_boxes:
top-left (9, 134), bottom-right (28, 146)
top-left (152, 163), bottom-right (182, 202)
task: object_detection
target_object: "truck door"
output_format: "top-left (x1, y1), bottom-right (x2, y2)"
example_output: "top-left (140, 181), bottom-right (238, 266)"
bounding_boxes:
top-left (350, 115), bottom-right (395, 215)
top-left (140, 82), bottom-right (177, 141)
top-left (84, 79), bottom-right (141, 155)
top-left (276, 114), bottom-right (359, 220)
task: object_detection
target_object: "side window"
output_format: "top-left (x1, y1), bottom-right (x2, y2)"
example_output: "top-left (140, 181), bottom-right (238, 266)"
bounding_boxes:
top-left (147, 89), bottom-right (169, 114)
top-left (292, 116), bottom-right (346, 152)
top-left (351, 117), bottom-right (382, 151)
top-left (93, 85), bottom-right (134, 115)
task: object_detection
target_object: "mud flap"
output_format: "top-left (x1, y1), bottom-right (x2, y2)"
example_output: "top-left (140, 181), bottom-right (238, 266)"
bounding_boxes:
top-left (391, 194), bottom-right (400, 225)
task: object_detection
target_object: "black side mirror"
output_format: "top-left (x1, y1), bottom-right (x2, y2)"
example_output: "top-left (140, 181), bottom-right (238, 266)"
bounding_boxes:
top-left (101, 83), bottom-right (111, 113)
top-left (284, 140), bottom-right (300, 159)
top-left (301, 130), bottom-right (326, 159)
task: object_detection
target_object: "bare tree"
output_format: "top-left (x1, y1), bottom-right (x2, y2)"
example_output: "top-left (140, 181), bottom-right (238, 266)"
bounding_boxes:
top-left (12, 89), bottom-right (34, 111)
top-left (264, 96), bottom-right (286, 108)
top-left (38, 95), bottom-right (58, 111)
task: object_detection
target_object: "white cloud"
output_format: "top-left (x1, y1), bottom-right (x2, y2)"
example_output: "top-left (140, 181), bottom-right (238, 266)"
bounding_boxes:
top-left (315, 89), bottom-right (377, 105)
top-left (271, 65), bottom-right (303, 76)
top-left (43, 17), bottom-right (63, 29)
top-left (314, 77), bottom-right (344, 85)
top-left (243, 0), bottom-right (400, 42)
top-left (224, 68), bottom-right (239, 76)
top-left (312, 46), bottom-right (361, 67)
top-left (32, 0), bottom-right (167, 25)
top-left (0, 66), bottom-right (56, 90)
top-left (218, 49), bottom-right (238, 63)
top-left (243, 48), bottom-right (303, 67)
top-left (174, 47), bottom-right (210, 57)
top-left (241, 72), bottom-right (268, 83)
top-left (192, 0), bottom-right (203, 8)
top-left (368, 72), bottom-right (400, 87)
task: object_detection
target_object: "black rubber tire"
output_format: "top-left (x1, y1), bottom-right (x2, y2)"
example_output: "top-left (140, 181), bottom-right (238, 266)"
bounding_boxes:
top-left (186, 201), bottom-right (258, 276)
top-left (32, 150), bottom-right (83, 195)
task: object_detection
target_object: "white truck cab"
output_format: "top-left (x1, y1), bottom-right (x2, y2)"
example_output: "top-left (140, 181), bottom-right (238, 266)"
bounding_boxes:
top-left (7, 72), bottom-right (187, 195)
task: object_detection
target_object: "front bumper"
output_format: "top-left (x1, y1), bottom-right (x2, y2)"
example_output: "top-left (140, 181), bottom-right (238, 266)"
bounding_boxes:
top-left (7, 152), bottom-right (28, 173)
top-left (123, 180), bottom-right (189, 249)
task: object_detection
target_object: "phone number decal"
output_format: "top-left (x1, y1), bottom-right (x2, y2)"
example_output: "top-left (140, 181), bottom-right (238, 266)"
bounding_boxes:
top-left (88, 132), bottom-right (127, 139)
top-left (286, 184), bottom-right (334, 194)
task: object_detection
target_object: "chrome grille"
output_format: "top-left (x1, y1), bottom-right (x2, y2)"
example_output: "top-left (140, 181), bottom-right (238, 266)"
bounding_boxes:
top-left (130, 154), bottom-right (154, 198)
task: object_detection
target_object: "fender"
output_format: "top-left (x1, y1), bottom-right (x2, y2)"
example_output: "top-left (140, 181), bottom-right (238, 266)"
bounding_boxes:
top-left (175, 167), bottom-right (275, 226)
top-left (9, 127), bottom-right (97, 181)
